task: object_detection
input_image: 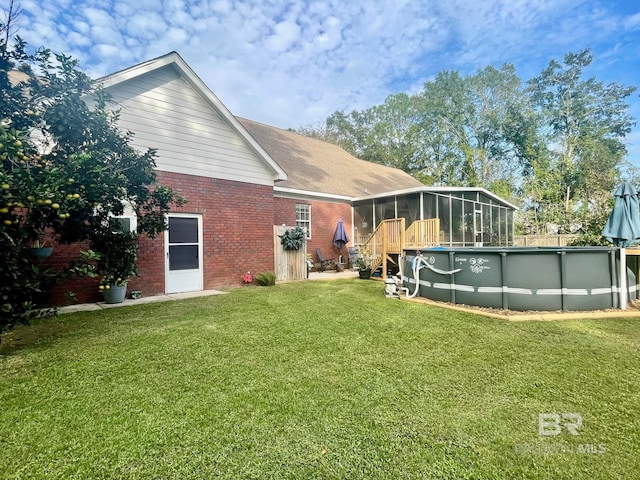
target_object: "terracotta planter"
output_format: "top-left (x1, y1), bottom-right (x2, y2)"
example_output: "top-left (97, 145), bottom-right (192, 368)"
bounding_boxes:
top-left (102, 283), bottom-right (128, 304)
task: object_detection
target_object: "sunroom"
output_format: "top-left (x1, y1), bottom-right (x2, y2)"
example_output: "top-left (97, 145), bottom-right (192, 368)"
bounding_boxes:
top-left (352, 186), bottom-right (517, 248)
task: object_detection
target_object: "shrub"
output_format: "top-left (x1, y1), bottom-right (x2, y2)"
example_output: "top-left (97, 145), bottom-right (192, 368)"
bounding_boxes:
top-left (90, 225), bottom-right (138, 287)
top-left (255, 271), bottom-right (276, 286)
top-left (279, 227), bottom-right (306, 250)
top-left (568, 232), bottom-right (610, 246)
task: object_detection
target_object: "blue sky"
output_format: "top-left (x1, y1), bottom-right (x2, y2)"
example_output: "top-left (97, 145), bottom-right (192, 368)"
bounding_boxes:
top-left (4, 0), bottom-right (640, 161)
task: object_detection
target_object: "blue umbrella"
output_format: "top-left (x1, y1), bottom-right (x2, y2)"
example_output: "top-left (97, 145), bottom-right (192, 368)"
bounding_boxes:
top-left (332, 218), bottom-right (349, 251)
top-left (602, 182), bottom-right (640, 246)
top-left (602, 182), bottom-right (640, 309)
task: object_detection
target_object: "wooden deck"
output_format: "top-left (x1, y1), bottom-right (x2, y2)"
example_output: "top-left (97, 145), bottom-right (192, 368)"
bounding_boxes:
top-left (360, 219), bottom-right (440, 278)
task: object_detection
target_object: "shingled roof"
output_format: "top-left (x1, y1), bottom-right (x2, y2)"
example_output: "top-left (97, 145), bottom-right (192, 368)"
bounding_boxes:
top-left (237, 118), bottom-right (424, 198)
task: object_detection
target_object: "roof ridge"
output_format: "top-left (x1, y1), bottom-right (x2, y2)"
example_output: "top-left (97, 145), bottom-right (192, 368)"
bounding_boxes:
top-left (236, 116), bottom-right (324, 144)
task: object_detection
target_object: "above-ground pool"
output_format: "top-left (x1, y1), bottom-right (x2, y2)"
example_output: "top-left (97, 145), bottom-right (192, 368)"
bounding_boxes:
top-left (401, 247), bottom-right (636, 312)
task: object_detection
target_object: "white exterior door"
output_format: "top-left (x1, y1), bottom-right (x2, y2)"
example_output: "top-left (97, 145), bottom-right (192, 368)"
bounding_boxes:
top-left (474, 208), bottom-right (483, 247)
top-left (165, 214), bottom-right (203, 294)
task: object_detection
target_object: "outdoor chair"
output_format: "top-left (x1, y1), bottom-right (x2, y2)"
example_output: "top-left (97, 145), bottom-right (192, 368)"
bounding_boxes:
top-left (316, 248), bottom-right (336, 271)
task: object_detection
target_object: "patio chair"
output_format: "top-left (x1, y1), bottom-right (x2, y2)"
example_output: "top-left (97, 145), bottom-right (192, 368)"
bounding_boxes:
top-left (316, 248), bottom-right (336, 271)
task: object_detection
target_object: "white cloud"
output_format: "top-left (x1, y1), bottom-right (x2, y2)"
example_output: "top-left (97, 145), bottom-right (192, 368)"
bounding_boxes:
top-left (313, 16), bottom-right (342, 52)
top-left (94, 43), bottom-right (125, 59)
top-left (126, 12), bottom-right (168, 40)
top-left (67, 31), bottom-right (93, 48)
top-left (264, 21), bottom-right (301, 53)
top-left (624, 12), bottom-right (640, 29)
top-left (1, 0), bottom-right (637, 152)
top-left (212, 0), bottom-right (233, 15)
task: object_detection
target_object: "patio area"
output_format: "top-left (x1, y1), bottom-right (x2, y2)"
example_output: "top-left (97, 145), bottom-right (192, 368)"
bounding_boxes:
top-left (308, 268), bottom-right (359, 280)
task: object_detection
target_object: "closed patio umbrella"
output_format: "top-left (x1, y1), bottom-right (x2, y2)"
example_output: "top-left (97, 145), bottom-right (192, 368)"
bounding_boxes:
top-left (332, 218), bottom-right (349, 263)
top-left (602, 182), bottom-right (640, 309)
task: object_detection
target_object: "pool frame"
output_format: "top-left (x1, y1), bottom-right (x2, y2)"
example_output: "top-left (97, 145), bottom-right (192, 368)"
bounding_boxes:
top-left (401, 246), bottom-right (636, 312)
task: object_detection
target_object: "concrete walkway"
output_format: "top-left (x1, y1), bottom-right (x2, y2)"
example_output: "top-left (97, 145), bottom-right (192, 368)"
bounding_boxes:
top-left (308, 268), bottom-right (359, 280)
top-left (58, 270), bottom-right (361, 315)
top-left (58, 289), bottom-right (226, 315)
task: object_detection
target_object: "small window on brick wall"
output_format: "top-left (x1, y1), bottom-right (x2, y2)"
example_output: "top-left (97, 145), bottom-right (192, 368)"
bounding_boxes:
top-left (110, 216), bottom-right (136, 233)
top-left (296, 204), bottom-right (311, 239)
top-left (108, 202), bottom-right (137, 233)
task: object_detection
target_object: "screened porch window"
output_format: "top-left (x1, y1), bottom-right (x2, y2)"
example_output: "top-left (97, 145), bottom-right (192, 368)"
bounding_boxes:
top-left (296, 204), bottom-right (311, 239)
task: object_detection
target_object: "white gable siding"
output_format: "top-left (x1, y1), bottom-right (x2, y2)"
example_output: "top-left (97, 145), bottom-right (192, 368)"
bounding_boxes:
top-left (105, 66), bottom-right (276, 186)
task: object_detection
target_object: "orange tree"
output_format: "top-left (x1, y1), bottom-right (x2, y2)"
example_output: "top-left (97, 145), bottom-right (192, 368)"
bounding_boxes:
top-left (0, 18), bottom-right (185, 333)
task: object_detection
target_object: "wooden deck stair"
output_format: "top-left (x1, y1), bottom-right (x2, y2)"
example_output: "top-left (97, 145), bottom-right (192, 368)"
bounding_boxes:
top-left (360, 218), bottom-right (440, 279)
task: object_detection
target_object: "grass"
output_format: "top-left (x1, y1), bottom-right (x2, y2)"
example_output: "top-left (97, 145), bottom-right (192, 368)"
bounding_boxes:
top-left (1, 279), bottom-right (639, 479)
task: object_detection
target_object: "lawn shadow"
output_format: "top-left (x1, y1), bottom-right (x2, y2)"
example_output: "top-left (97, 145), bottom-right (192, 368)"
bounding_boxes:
top-left (0, 315), bottom-right (76, 357)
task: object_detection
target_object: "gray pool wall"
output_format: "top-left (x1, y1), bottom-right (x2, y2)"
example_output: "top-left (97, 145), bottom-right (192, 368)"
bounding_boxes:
top-left (402, 247), bottom-right (636, 311)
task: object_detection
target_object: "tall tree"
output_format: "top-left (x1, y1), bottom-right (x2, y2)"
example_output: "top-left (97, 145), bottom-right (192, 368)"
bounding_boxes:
top-left (524, 49), bottom-right (636, 233)
top-left (417, 65), bottom-right (535, 200)
top-left (301, 49), bottom-right (637, 238)
top-left (316, 65), bottom-right (533, 202)
top-left (323, 93), bottom-right (426, 174)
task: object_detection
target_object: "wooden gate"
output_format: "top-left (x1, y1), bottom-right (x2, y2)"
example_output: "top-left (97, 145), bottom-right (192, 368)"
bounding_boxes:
top-left (274, 225), bottom-right (307, 282)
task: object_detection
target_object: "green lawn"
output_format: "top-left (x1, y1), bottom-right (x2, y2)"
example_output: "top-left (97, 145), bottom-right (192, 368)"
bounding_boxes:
top-left (1, 280), bottom-right (639, 479)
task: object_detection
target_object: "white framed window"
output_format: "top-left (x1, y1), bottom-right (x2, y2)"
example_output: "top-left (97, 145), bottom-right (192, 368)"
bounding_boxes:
top-left (110, 202), bottom-right (137, 233)
top-left (296, 203), bottom-right (311, 239)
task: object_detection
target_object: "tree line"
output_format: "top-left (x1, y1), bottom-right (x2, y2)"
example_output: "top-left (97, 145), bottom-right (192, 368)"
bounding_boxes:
top-left (298, 50), bottom-right (637, 238)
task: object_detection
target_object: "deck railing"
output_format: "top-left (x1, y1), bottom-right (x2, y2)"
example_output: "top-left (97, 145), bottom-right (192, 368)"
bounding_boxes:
top-left (360, 218), bottom-right (440, 278)
top-left (405, 219), bottom-right (441, 249)
top-left (360, 219), bottom-right (405, 278)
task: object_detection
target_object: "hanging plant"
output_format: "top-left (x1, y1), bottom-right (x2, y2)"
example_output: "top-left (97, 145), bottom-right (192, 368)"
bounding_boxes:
top-left (279, 226), bottom-right (306, 250)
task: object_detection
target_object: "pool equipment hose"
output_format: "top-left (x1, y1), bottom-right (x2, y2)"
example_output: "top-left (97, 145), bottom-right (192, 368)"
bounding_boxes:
top-left (402, 252), bottom-right (461, 298)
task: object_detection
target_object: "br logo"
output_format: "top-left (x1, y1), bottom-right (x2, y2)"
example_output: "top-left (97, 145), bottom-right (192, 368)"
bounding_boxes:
top-left (538, 413), bottom-right (583, 436)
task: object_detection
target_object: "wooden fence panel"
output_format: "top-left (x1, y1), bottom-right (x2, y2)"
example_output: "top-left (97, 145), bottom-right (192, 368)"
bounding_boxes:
top-left (513, 234), bottom-right (578, 247)
top-left (274, 225), bottom-right (307, 282)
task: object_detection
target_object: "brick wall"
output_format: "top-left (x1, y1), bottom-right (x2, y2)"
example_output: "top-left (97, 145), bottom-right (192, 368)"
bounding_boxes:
top-left (47, 241), bottom-right (102, 305)
top-left (48, 178), bottom-right (357, 305)
top-left (273, 197), bottom-right (298, 226)
top-left (274, 197), bottom-right (353, 267)
top-left (48, 171), bottom-right (276, 305)
top-left (139, 171), bottom-right (277, 293)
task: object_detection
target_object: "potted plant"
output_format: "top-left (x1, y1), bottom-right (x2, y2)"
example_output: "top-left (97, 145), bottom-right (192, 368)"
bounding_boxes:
top-left (279, 226), bottom-right (306, 250)
top-left (99, 274), bottom-right (130, 304)
top-left (28, 238), bottom-right (53, 261)
top-left (91, 227), bottom-right (138, 304)
top-left (357, 254), bottom-right (373, 279)
top-left (306, 253), bottom-right (314, 278)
